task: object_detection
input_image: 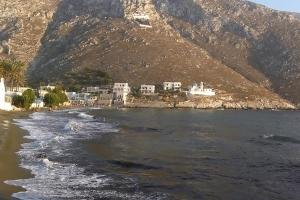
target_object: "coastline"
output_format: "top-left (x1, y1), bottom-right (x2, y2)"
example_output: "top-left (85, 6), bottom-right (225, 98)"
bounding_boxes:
top-left (0, 111), bottom-right (32, 200)
top-left (124, 100), bottom-right (297, 110)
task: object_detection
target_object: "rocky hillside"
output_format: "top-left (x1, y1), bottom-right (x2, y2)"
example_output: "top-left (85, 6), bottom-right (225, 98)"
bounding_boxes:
top-left (290, 12), bottom-right (300, 19)
top-left (0, 0), bottom-right (59, 62)
top-left (1, 0), bottom-right (300, 105)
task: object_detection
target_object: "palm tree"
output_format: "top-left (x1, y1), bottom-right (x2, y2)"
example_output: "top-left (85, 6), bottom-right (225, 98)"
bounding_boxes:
top-left (0, 59), bottom-right (26, 89)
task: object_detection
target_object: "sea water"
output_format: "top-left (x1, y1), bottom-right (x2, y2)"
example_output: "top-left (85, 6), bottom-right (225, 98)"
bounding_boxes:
top-left (6, 109), bottom-right (300, 200)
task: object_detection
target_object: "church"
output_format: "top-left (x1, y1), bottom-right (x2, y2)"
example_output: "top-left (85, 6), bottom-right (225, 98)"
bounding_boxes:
top-left (0, 78), bottom-right (13, 111)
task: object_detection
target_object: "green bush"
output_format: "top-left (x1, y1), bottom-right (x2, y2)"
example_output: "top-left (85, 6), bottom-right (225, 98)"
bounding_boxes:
top-left (12, 95), bottom-right (25, 108)
top-left (131, 86), bottom-right (141, 98)
top-left (44, 93), bottom-right (60, 108)
top-left (52, 87), bottom-right (68, 104)
top-left (22, 89), bottom-right (36, 110)
top-left (12, 89), bottom-right (36, 110)
top-left (43, 87), bottom-right (68, 107)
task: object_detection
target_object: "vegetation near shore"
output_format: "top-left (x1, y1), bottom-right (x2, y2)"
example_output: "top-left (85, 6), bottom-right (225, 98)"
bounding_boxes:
top-left (12, 89), bottom-right (36, 110)
top-left (0, 59), bottom-right (26, 88)
top-left (43, 87), bottom-right (68, 108)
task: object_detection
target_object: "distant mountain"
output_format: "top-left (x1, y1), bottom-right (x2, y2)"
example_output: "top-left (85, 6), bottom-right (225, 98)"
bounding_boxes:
top-left (1, 0), bottom-right (300, 105)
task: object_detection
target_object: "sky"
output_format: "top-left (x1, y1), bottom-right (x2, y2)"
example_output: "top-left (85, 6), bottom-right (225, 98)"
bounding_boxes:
top-left (250, 0), bottom-right (300, 13)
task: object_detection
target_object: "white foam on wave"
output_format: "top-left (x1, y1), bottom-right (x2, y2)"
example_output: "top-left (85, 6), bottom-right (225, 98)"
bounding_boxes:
top-left (43, 158), bottom-right (54, 168)
top-left (64, 120), bottom-right (80, 132)
top-left (6, 111), bottom-right (164, 199)
top-left (78, 112), bottom-right (94, 119)
top-left (89, 107), bottom-right (103, 110)
top-left (263, 134), bottom-right (275, 139)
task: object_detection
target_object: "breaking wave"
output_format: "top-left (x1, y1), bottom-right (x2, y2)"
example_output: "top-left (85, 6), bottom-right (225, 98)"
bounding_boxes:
top-left (6, 111), bottom-right (166, 200)
top-left (78, 112), bottom-right (94, 119)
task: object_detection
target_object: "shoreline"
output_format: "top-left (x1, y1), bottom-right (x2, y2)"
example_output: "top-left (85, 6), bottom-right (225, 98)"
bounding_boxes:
top-left (123, 102), bottom-right (298, 111)
top-left (0, 107), bottom-right (298, 199)
top-left (0, 111), bottom-right (33, 200)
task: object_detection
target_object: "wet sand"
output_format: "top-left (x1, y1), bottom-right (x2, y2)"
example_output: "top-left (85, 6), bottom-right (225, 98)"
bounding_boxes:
top-left (0, 111), bottom-right (32, 200)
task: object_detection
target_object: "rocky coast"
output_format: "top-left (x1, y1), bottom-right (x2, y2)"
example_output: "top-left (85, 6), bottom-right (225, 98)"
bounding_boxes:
top-left (125, 96), bottom-right (296, 110)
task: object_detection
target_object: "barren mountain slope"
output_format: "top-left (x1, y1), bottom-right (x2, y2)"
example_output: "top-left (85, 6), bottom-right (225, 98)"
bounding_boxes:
top-left (0, 0), bottom-right (59, 62)
top-left (0, 0), bottom-right (299, 105)
top-left (154, 0), bottom-right (300, 102)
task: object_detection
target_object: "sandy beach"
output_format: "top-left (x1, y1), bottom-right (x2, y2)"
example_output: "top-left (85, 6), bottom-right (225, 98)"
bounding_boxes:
top-left (0, 111), bottom-right (32, 200)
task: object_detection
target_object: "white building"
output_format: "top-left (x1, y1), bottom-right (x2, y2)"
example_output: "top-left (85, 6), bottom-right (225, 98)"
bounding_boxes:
top-left (113, 83), bottom-right (131, 105)
top-left (0, 78), bottom-right (12, 111)
top-left (66, 92), bottom-right (96, 105)
top-left (39, 85), bottom-right (56, 98)
top-left (188, 82), bottom-right (215, 96)
top-left (30, 99), bottom-right (44, 109)
top-left (86, 86), bottom-right (112, 94)
top-left (132, 13), bottom-right (152, 28)
top-left (163, 82), bottom-right (182, 91)
top-left (40, 85), bottom-right (56, 91)
top-left (6, 87), bottom-right (32, 96)
top-left (96, 93), bottom-right (113, 106)
top-left (140, 84), bottom-right (155, 95)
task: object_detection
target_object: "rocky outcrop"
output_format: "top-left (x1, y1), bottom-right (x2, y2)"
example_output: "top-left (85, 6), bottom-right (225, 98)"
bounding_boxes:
top-left (0, 0), bottom-right (59, 62)
top-left (177, 96), bottom-right (295, 110)
top-left (0, 0), bottom-right (300, 106)
top-left (127, 93), bottom-right (295, 110)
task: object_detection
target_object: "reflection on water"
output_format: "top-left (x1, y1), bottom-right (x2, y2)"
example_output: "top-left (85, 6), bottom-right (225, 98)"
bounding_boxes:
top-left (5, 109), bottom-right (300, 200)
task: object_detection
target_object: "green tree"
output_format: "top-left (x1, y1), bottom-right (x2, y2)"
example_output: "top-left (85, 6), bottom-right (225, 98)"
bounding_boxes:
top-left (0, 59), bottom-right (26, 89)
top-left (155, 84), bottom-right (164, 93)
top-left (22, 89), bottom-right (36, 110)
top-left (52, 87), bottom-right (68, 104)
top-left (44, 93), bottom-right (60, 108)
top-left (131, 86), bottom-right (141, 98)
top-left (43, 87), bottom-right (68, 107)
top-left (12, 95), bottom-right (25, 108)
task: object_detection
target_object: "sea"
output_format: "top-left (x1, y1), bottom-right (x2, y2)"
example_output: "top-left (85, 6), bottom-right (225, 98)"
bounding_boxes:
top-left (5, 108), bottom-right (300, 200)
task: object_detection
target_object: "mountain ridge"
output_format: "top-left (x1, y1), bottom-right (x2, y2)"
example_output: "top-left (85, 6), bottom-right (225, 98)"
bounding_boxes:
top-left (0, 0), bottom-right (299, 106)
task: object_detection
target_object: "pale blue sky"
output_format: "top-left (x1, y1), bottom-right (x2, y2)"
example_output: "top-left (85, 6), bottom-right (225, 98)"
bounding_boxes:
top-left (250, 0), bottom-right (300, 13)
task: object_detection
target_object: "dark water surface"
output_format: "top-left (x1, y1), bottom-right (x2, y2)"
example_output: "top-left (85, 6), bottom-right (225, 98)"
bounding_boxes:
top-left (6, 109), bottom-right (300, 199)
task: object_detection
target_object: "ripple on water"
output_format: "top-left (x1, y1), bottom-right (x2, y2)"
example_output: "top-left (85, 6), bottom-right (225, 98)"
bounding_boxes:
top-left (6, 111), bottom-right (167, 200)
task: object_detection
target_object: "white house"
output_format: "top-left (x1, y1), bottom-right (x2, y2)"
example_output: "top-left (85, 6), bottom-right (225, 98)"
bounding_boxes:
top-left (86, 86), bottom-right (112, 94)
top-left (163, 82), bottom-right (182, 91)
top-left (132, 13), bottom-right (152, 28)
top-left (140, 84), bottom-right (155, 95)
top-left (6, 87), bottom-right (31, 96)
top-left (0, 78), bottom-right (12, 111)
top-left (40, 85), bottom-right (56, 91)
top-left (113, 83), bottom-right (131, 105)
top-left (188, 82), bottom-right (215, 96)
top-left (39, 85), bottom-right (56, 98)
top-left (66, 92), bottom-right (96, 105)
top-left (30, 99), bottom-right (44, 109)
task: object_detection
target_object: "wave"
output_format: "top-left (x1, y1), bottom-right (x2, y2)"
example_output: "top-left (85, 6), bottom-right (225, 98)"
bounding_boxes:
top-left (6, 111), bottom-right (164, 199)
top-left (64, 120), bottom-right (80, 132)
top-left (263, 134), bottom-right (274, 139)
top-left (78, 112), bottom-right (94, 119)
top-left (262, 134), bottom-right (300, 144)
